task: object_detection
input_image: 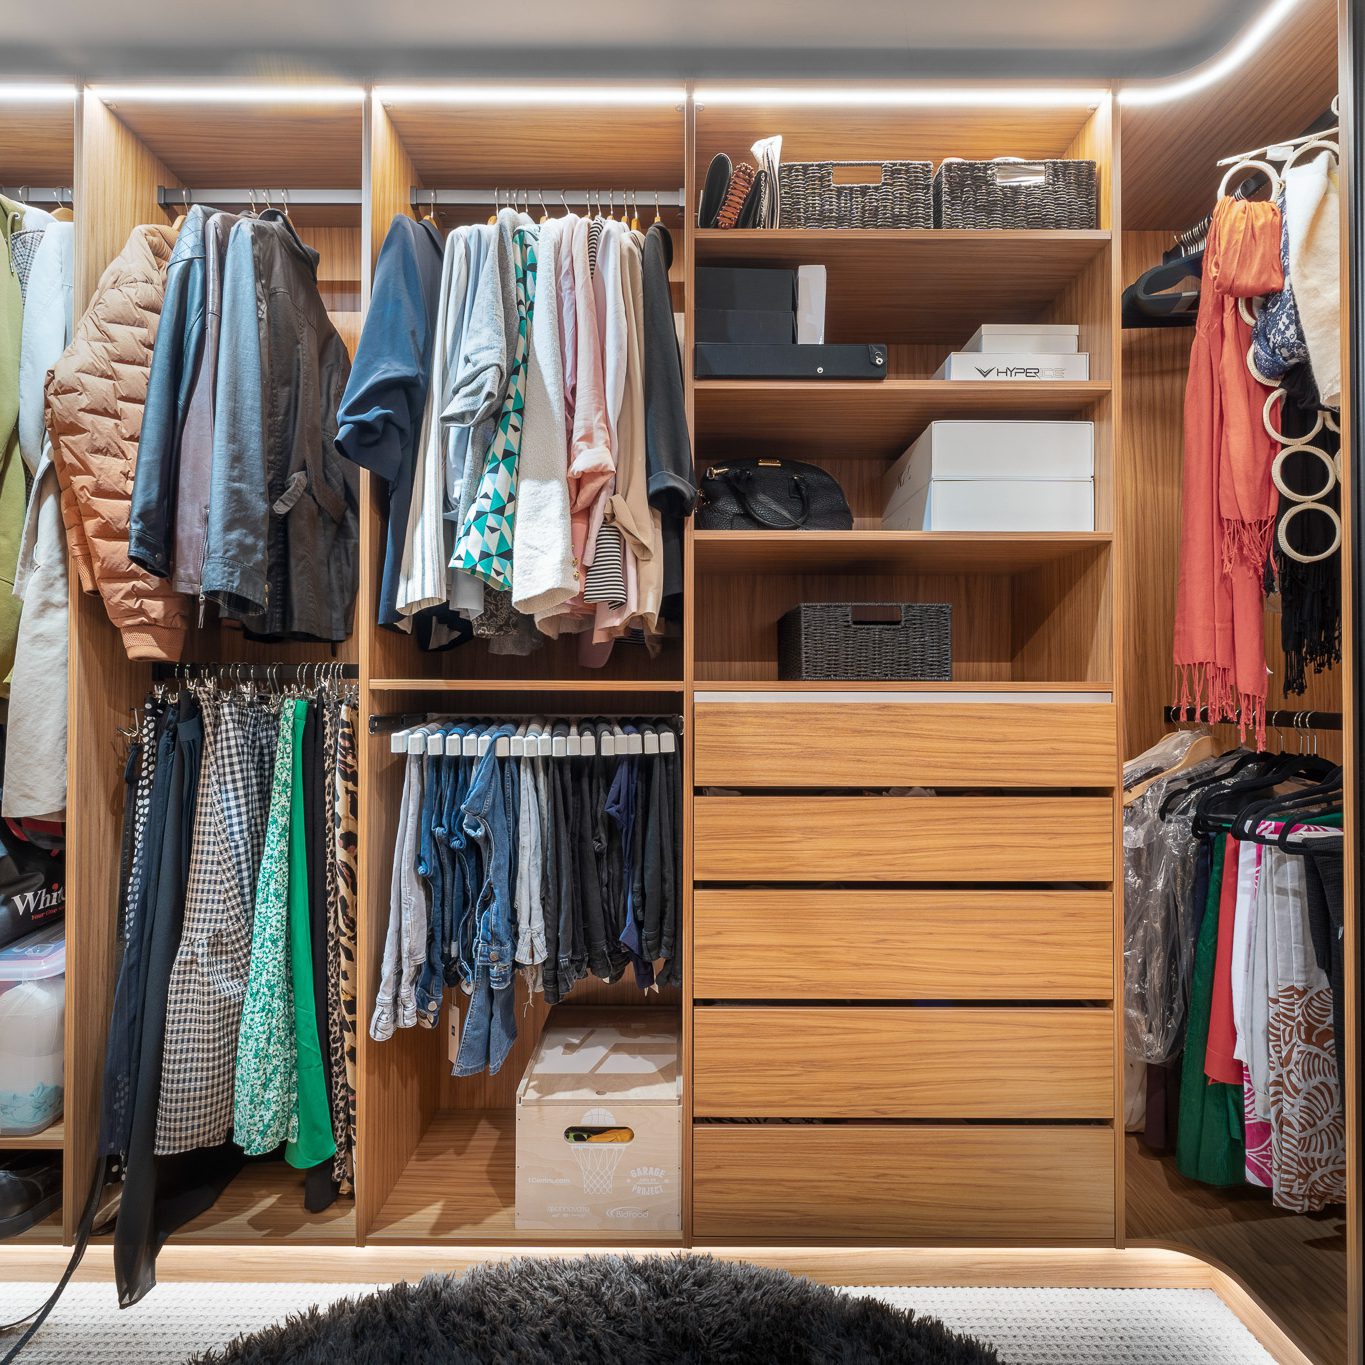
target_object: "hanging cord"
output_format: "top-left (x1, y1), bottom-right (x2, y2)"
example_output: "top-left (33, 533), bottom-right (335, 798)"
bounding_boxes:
top-left (0, 1154), bottom-right (110, 1362)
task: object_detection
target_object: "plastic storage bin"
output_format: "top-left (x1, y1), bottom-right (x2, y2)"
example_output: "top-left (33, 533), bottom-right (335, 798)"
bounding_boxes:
top-left (0, 924), bottom-right (65, 1136)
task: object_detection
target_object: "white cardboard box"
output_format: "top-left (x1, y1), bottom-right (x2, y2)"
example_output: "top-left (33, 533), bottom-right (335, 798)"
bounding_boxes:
top-left (884, 420), bottom-right (1095, 509)
top-left (796, 264), bottom-right (827, 344)
top-left (963, 323), bottom-right (1080, 354)
top-left (935, 351), bottom-right (1090, 380)
top-left (885, 478), bottom-right (1095, 532)
top-left (516, 1011), bottom-right (681, 1233)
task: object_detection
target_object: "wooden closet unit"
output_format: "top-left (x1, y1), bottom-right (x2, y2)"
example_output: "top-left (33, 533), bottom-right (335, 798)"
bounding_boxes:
top-left (5, 41), bottom-right (1353, 1362)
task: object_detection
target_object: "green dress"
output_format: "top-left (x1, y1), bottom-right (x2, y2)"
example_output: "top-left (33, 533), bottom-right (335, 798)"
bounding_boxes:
top-left (1176, 836), bottom-right (1246, 1185)
top-left (234, 703), bottom-right (299, 1154)
top-left (285, 700), bottom-right (336, 1170)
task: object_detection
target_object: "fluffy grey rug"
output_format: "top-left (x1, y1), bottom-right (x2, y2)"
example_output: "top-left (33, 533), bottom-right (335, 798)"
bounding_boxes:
top-left (190, 1255), bottom-right (999, 1364)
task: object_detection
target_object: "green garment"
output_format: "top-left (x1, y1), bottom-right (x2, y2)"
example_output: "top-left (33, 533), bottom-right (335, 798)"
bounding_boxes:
top-left (234, 703), bottom-right (299, 1155)
top-left (285, 700), bottom-right (336, 1170)
top-left (0, 197), bottom-right (26, 694)
top-left (1176, 836), bottom-right (1246, 1185)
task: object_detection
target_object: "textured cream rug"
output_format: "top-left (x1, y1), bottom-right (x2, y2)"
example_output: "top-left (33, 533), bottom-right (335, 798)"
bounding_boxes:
top-left (0, 1281), bottom-right (1275, 1364)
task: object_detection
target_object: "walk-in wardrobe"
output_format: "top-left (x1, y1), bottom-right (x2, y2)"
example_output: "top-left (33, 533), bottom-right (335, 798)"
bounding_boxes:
top-left (0, 1), bottom-right (1357, 1359)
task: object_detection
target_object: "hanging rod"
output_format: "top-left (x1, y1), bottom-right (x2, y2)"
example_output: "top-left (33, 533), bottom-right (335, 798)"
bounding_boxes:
top-left (411, 187), bottom-right (684, 208)
top-left (368, 711), bottom-right (683, 735)
top-left (0, 186), bottom-right (72, 204)
top-left (1164, 706), bottom-right (1342, 732)
top-left (152, 661), bottom-right (358, 682)
top-left (156, 187), bottom-right (363, 207)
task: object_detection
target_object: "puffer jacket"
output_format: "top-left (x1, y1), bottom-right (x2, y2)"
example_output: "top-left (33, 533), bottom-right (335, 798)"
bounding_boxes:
top-left (46, 224), bottom-right (190, 661)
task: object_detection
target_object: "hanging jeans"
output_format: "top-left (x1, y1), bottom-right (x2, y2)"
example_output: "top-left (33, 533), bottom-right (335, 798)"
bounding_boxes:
top-left (414, 742), bottom-right (448, 1025)
top-left (454, 727), bottom-right (519, 1076)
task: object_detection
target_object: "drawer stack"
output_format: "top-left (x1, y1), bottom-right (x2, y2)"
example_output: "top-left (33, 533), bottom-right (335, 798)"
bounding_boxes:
top-left (690, 697), bottom-right (1119, 1242)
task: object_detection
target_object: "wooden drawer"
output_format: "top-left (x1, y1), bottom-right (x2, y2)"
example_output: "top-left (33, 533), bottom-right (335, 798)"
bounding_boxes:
top-left (693, 1006), bottom-right (1114, 1119)
top-left (693, 889), bottom-right (1113, 1000)
top-left (693, 1124), bottom-right (1116, 1241)
top-left (695, 700), bottom-right (1117, 788)
top-left (693, 796), bottom-right (1114, 882)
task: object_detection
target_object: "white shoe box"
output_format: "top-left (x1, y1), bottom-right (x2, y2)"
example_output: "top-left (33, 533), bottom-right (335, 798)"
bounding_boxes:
top-left (963, 323), bottom-right (1080, 354)
top-left (883, 421), bottom-right (1095, 510)
top-left (934, 351), bottom-right (1089, 380)
top-left (885, 479), bottom-right (1095, 532)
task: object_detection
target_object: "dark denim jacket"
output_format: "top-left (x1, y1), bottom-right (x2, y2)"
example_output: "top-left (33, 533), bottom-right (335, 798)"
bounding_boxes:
top-left (129, 205), bottom-right (208, 579)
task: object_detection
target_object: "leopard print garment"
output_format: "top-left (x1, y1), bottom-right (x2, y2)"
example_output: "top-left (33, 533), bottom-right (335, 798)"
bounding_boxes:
top-left (327, 696), bottom-right (360, 1192)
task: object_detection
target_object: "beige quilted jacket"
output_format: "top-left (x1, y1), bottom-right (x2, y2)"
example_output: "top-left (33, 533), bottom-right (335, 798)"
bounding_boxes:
top-left (46, 224), bottom-right (189, 661)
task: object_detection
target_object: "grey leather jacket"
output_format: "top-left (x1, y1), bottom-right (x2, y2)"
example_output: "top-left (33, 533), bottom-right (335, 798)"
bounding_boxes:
top-left (202, 210), bottom-right (357, 641)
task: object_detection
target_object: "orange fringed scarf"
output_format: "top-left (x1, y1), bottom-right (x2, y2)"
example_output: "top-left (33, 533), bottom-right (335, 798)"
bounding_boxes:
top-left (1174, 196), bottom-right (1284, 748)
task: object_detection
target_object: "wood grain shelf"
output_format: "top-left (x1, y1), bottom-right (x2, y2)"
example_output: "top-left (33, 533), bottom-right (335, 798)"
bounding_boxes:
top-left (695, 379), bottom-right (1110, 460)
top-left (152, 1161), bottom-right (355, 1244)
top-left (367, 1109), bottom-right (684, 1245)
top-left (0, 1119), bottom-right (63, 1150)
top-left (368, 678), bottom-right (685, 693)
top-left (692, 680), bottom-right (1115, 694)
top-left (694, 530), bottom-right (1111, 575)
top-left (694, 229), bottom-right (1110, 342)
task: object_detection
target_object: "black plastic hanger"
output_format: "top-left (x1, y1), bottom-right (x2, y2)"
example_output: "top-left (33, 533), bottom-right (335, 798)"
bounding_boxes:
top-left (1122, 250), bottom-right (1204, 329)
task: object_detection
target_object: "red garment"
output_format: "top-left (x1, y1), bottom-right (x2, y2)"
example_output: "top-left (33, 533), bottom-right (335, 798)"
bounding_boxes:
top-left (1205, 835), bottom-right (1244, 1084)
top-left (1174, 196), bottom-right (1284, 748)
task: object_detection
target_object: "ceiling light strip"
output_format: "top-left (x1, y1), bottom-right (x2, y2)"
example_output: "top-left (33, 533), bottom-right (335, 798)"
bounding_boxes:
top-left (1118, 0), bottom-right (1305, 106)
top-left (0, 83), bottom-right (77, 103)
top-left (88, 84), bottom-right (365, 104)
top-left (691, 86), bottom-right (1108, 108)
top-left (375, 84), bottom-right (686, 106)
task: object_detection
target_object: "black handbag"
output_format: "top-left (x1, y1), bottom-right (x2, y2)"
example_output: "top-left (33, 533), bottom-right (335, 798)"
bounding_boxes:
top-left (697, 458), bottom-right (854, 531)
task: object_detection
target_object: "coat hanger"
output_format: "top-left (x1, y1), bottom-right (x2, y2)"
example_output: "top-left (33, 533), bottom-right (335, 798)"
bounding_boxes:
top-left (170, 186), bottom-right (189, 235)
top-left (653, 190), bottom-right (663, 226)
top-left (538, 189), bottom-right (550, 225)
top-left (1124, 731), bottom-right (1220, 807)
top-left (488, 188), bottom-right (499, 226)
top-left (52, 185), bottom-right (74, 223)
top-left (629, 190), bottom-right (642, 232)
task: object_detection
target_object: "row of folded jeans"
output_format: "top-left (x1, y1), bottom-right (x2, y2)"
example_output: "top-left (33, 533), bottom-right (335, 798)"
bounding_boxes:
top-left (370, 717), bottom-right (682, 1076)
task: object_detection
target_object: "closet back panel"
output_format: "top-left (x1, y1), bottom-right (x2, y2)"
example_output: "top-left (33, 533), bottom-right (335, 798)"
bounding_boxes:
top-left (0, 101), bottom-right (74, 183)
top-left (98, 99), bottom-right (364, 189)
top-left (693, 97), bottom-right (1098, 176)
top-left (383, 101), bottom-right (685, 187)
top-left (693, 560), bottom-right (1112, 685)
top-left (692, 1124), bottom-right (1117, 1241)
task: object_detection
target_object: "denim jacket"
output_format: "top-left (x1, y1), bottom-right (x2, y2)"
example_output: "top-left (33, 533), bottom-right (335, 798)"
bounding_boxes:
top-left (129, 205), bottom-right (208, 581)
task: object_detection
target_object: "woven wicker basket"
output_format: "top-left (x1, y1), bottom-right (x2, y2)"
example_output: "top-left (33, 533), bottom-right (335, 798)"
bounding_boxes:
top-left (778, 160), bottom-right (933, 229)
top-left (933, 158), bottom-right (1098, 230)
top-left (777, 602), bottom-right (952, 681)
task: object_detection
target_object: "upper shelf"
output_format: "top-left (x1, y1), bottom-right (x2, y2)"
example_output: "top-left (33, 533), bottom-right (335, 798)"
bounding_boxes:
top-left (0, 101), bottom-right (74, 183)
top-left (693, 530), bottom-right (1112, 575)
top-left (694, 229), bottom-right (1109, 343)
top-left (694, 378), bottom-right (1109, 460)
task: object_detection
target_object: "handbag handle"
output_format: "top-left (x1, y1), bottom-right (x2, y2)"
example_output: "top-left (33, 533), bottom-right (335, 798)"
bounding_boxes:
top-left (721, 470), bottom-right (811, 529)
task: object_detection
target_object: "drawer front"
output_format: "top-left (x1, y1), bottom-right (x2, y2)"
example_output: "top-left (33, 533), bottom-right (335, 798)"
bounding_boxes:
top-left (693, 796), bottom-right (1114, 882)
top-left (695, 701), bottom-right (1117, 788)
top-left (693, 889), bottom-right (1113, 1000)
top-left (694, 1006), bottom-right (1114, 1119)
top-left (693, 1124), bottom-right (1116, 1240)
